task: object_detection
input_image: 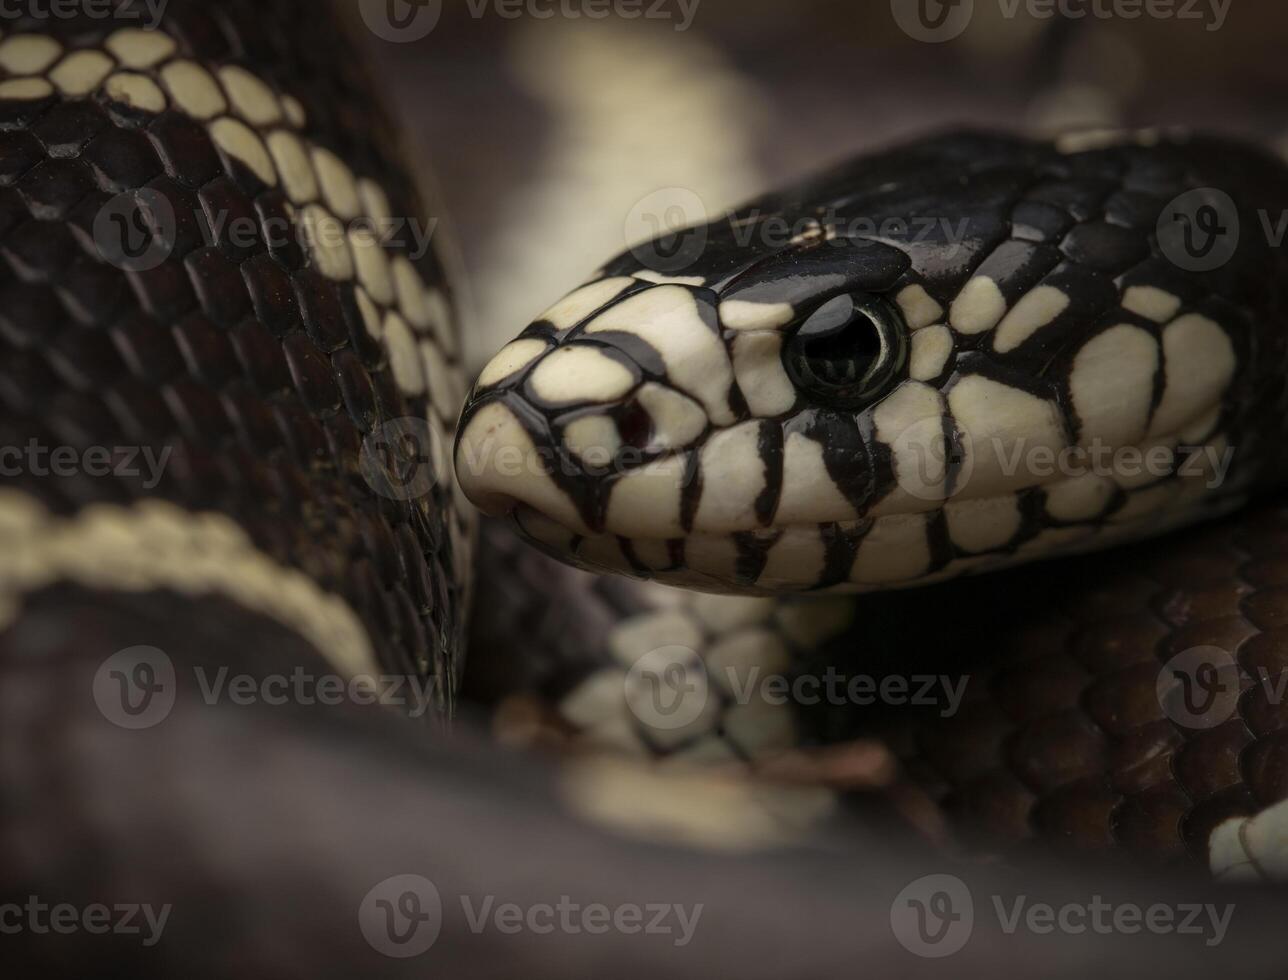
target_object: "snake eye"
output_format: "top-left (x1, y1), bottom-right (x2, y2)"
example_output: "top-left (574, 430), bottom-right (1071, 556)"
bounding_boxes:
top-left (782, 293), bottom-right (908, 409)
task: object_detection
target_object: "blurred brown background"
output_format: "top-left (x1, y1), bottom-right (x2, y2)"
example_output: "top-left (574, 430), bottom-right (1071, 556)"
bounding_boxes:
top-left (357, 0), bottom-right (1288, 365)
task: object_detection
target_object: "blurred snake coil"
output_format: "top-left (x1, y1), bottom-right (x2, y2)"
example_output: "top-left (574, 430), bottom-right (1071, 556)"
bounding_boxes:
top-left (6, 0), bottom-right (1288, 975)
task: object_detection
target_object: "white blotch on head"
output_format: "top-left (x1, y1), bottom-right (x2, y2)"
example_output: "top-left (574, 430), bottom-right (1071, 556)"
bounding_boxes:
top-left (1149, 313), bottom-right (1236, 437)
top-left (633, 270), bottom-right (706, 287)
top-left (1122, 285), bottom-right (1182, 324)
top-left (945, 495), bottom-right (1022, 553)
top-left (949, 276), bottom-right (1007, 335)
top-left (529, 345), bottom-right (635, 405)
top-left (564, 415), bottom-right (622, 465)
top-left (105, 27), bottom-right (175, 68)
top-left (993, 285), bottom-right (1070, 353)
top-left (159, 60), bottom-right (228, 119)
top-left (50, 50), bottom-right (114, 97)
top-left (871, 380), bottom-right (950, 513)
top-left (585, 285), bottom-right (735, 426)
top-left (476, 338), bottom-right (549, 387)
top-left (774, 432), bottom-right (857, 525)
top-left (732, 332), bottom-right (795, 417)
top-left (1044, 472), bottom-right (1115, 522)
top-left (636, 382), bottom-right (707, 451)
top-left (895, 284), bottom-right (944, 331)
top-left (605, 454), bottom-right (687, 537)
top-left (541, 277), bottom-right (635, 329)
top-left (719, 299), bottom-right (795, 331)
top-left (909, 324), bottom-right (953, 381)
top-left (851, 513), bottom-right (932, 584)
top-left (1070, 324), bottom-right (1159, 446)
top-left (456, 401), bottom-right (589, 530)
top-left (948, 375), bottom-right (1067, 498)
top-left (694, 421), bottom-right (766, 532)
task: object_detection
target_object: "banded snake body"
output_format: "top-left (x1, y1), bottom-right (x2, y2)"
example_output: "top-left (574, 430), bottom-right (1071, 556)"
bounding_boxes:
top-left (6, 1), bottom-right (1288, 975)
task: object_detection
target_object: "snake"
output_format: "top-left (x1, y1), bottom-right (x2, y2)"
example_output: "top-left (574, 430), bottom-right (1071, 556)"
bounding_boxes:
top-left (6, 0), bottom-right (1288, 975)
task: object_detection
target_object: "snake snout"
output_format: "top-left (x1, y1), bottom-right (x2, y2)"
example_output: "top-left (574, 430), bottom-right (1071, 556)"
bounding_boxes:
top-left (455, 395), bottom-right (580, 528)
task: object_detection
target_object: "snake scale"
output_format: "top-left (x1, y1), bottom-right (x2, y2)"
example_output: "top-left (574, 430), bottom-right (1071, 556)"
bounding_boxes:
top-left (7, 1), bottom-right (1288, 975)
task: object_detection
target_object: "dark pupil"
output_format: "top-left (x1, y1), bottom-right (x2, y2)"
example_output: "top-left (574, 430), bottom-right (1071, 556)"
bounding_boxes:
top-left (795, 295), bottom-right (882, 386)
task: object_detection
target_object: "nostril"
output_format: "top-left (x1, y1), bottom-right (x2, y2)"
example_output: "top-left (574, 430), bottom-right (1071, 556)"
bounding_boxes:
top-left (617, 399), bottom-right (653, 450)
top-left (616, 383), bottom-right (709, 455)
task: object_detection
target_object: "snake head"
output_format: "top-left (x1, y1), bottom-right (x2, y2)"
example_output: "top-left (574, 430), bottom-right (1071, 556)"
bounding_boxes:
top-left (457, 131), bottom-right (1270, 595)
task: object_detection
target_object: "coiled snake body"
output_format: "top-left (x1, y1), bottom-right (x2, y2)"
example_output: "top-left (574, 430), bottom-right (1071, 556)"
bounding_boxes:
top-left (7, 2), bottom-right (1288, 976)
